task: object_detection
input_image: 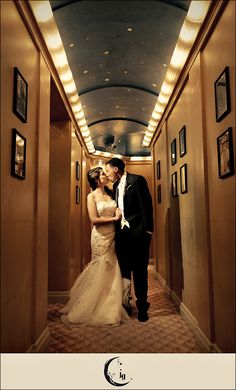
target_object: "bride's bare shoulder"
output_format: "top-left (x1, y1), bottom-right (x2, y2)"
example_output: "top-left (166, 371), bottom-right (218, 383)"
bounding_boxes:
top-left (87, 192), bottom-right (95, 201)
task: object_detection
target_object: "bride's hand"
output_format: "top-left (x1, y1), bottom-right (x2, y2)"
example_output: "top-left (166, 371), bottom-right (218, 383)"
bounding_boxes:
top-left (115, 208), bottom-right (122, 220)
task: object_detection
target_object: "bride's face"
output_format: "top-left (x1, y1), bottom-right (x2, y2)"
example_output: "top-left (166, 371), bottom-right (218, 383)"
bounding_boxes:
top-left (99, 170), bottom-right (109, 186)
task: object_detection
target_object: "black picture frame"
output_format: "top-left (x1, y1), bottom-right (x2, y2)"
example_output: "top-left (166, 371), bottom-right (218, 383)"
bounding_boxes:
top-left (13, 67), bottom-right (28, 123)
top-left (11, 128), bottom-right (26, 180)
top-left (76, 161), bottom-right (80, 180)
top-left (171, 171), bottom-right (178, 197)
top-left (157, 184), bottom-right (161, 204)
top-left (214, 66), bottom-right (231, 122)
top-left (76, 185), bottom-right (80, 204)
top-left (156, 160), bottom-right (161, 180)
top-left (171, 138), bottom-right (177, 165)
top-left (180, 163), bottom-right (188, 194)
top-left (217, 127), bottom-right (234, 179)
top-left (179, 125), bottom-right (186, 157)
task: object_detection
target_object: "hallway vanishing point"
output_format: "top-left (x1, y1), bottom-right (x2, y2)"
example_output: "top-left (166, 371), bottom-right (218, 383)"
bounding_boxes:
top-left (46, 266), bottom-right (201, 353)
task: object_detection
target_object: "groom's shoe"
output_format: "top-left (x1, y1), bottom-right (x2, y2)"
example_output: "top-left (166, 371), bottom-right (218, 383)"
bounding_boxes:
top-left (137, 302), bottom-right (150, 322)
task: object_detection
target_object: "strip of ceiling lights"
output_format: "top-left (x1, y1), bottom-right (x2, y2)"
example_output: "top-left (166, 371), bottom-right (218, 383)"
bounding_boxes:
top-left (29, 1), bottom-right (211, 157)
top-left (142, 0), bottom-right (212, 147)
top-left (29, 0), bottom-right (95, 154)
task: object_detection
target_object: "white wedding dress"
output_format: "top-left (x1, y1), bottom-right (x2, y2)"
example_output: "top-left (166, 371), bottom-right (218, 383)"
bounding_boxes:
top-left (60, 199), bottom-right (129, 326)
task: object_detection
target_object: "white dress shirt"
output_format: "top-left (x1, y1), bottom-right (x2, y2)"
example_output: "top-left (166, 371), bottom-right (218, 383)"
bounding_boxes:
top-left (117, 172), bottom-right (130, 229)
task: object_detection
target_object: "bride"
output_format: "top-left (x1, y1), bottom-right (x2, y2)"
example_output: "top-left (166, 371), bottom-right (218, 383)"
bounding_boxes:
top-left (59, 166), bottom-right (129, 326)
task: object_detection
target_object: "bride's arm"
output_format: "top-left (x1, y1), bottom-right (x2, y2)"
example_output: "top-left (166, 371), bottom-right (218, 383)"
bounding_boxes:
top-left (87, 193), bottom-right (121, 225)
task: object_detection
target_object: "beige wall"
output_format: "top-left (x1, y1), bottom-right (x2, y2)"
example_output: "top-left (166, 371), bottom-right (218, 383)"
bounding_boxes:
top-left (1, 1), bottom-right (50, 351)
top-left (152, 1), bottom-right (235, 352)
top-left (48, 121), bottom-right (84, 292)
top-left (201, 0), bottom-right (235, 352)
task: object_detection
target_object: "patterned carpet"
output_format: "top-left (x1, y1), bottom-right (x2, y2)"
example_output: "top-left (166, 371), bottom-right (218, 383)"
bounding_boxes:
top-left (46, 266), bottom-right (202, 353)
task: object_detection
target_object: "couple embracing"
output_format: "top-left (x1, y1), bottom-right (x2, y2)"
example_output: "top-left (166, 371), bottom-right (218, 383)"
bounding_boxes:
top-left (60, 158), bottom-right (153, 326)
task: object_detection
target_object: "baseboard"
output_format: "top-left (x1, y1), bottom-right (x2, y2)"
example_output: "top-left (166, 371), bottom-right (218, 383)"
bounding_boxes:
top-left (27, 327), bottom-right (50, 353)
top-left (156, 272), bottom-right (221, 353)
top-left (179, 302), bottom-right (212, 352)
top-left (48, 290), bottom-right (69, 303)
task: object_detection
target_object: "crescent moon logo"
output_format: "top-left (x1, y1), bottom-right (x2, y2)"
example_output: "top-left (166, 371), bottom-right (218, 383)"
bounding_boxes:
top-left (104, 356), bottom-right (132, 387)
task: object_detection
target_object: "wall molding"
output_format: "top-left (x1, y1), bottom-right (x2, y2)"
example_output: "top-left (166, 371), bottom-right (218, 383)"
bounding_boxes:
top-left (48, 291), bottom-right (70, 304)
top-left (27, 327), bottom-right (50, 353)
top-left (156, 272), bottom-right (221, 353)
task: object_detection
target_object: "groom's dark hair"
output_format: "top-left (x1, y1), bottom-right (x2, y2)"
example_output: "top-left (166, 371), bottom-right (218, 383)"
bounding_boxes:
top-left (106, 158), bottom-right (125, 173)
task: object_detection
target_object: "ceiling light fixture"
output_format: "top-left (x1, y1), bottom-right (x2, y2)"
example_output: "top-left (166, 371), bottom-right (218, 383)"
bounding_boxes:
top-left (29, 0), bottom-right (95, 154)
top-left (142, 0), bottom-right (212, 148)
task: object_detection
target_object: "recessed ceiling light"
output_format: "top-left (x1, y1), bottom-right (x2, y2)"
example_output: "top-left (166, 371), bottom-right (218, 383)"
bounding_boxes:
top-left (83, 105), bottom-right (86, 108)
top-left (105, 78), bottom-right (110, 81)
top-left (116, 105), bottom-right (120, 108)
top-left (142, 108), bottom-right (145, 111)
top-left (107, 71), bottom-right (110, 74)
top-left (86, 37), bottom-right (90, 40)
top-left (127, 89), bottom-right (131, 92)
top-left (104, 51), bottom-right (110, 55)
top-left (127, 27), bottom-right (133, 32)
top-left (83, 70), bottom-right (88, 74)
top-left (123, 70), bottom-right (128, 74)
top-left (135, 99), bottom-right (138, 102)
top-left (78, 64), bottom-right (81, 66)
top-left (99, 112), bottom-right (103, 114)
top-left (98, 63), bottom-right (102, 66)
top-left (152, 83), bottom-right (157, 87)
top-left (69, 43), bottom-right (74, 47)
top-left (140, 61), bottom-right (144, 65)
top-left (140, 41), bottom-right (145, 44)
top-left (163, 64), bottom-right (167, 67)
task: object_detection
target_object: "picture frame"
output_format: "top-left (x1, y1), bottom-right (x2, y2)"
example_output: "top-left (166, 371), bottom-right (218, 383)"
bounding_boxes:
top-left (179, 125), bottom-right (186, 157)
top-left (76, 161), bottom-right (80, 180)
top-left (180, 163), bottom-right (188, 194)
top-left (214, 66), bottom-right (231, 122)
top-left (217, 127), bottom-right (234, 179)
top-left (156, 160), bottom-right (161, 180)
top-left (11, 128), bottom-right (26, 180)
top-left (171, 138), bottom-right (177, 165)
top-left (171, 171), bottom-right (178, 197)
top-left (76, 185), bottom-right (80, 204)
top-left (157, 184), bottom-right (161, 204)
top-left (13, 67), bottom-right (28, 123)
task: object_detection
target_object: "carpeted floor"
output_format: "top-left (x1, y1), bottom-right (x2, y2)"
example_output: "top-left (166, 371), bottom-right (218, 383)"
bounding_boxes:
top-left (46, 267), bottom-right (202, 353)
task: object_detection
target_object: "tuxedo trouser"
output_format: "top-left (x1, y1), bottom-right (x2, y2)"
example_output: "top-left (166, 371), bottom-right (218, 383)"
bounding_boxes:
top-left (115, 227), bottom-right (151, 308)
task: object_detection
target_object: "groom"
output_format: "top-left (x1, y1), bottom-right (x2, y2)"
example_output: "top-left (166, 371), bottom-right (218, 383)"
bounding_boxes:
top-left (106, 158), bottom-right (153, 322)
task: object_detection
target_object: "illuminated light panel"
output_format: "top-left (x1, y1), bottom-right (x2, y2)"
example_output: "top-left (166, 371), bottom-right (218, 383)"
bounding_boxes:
top-left (142, 0), bottom-right (211, 147)
top-left (29, 0), bottom-right (95, 155)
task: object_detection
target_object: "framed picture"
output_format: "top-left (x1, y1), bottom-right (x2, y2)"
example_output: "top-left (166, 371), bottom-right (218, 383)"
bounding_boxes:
top-left (157, 184), bottom-right (161, 204)
top-left (217, 127), bottom-right (234, 179)
top-left (76, 185), bottom-right (80, 204)
top-left (76, 161), bottom-right (80, 180)
top-left (171, 171), bottom-right (178, 197)
top-left (156, 160), bottom-right (161, 180)
top-left (11, 128), bottom-right (26, 180)
top-left (179, 125), bottom-right (186, 157)
top-left (171, 138), bottom-right (177, 165)
top-left (13, 67), bottom-right (28, 123)
top-left (180, 163), bottom-right (188, 194)
top-left (214, 66), bottom-right (231, 122)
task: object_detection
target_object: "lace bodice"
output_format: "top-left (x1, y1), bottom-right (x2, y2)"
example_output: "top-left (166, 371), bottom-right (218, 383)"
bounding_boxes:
top-left (96, 199), bottom-right (116, 218)
top-left (91, 199), bottom-right (116, 261)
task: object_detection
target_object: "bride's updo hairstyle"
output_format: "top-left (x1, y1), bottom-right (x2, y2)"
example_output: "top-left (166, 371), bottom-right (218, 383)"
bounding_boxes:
top-left (87, 166), bottom-right (114, 198)
top-left (87, 167), bottom-right (102, 190)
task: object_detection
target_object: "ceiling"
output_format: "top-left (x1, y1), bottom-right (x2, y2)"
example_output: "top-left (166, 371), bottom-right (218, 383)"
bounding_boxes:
top-left (49, 0), bottom-right (191, 157)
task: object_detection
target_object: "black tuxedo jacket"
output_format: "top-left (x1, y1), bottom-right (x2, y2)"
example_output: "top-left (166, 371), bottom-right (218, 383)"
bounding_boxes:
top-left (114, 172), bottom-right (153, 237)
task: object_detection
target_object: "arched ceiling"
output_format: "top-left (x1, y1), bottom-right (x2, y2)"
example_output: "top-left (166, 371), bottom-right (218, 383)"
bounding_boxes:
top-left (50, 0), bottom-right (191, 157)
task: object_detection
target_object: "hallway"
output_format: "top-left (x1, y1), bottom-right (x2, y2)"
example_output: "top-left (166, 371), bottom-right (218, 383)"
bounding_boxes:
top-left (46, 266), bottom-right (201, 353)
